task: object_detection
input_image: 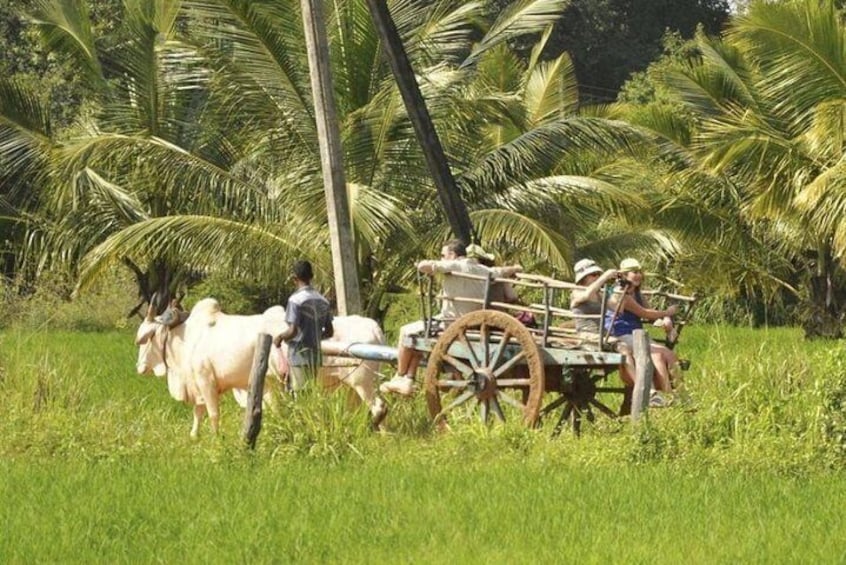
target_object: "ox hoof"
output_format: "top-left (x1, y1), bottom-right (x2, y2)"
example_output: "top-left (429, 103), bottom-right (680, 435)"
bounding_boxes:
top-left (370, 400), bottom-right (389, 431)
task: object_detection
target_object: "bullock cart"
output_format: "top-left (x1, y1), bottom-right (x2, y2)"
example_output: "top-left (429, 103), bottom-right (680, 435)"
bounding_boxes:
top-left (401, 270), bottom-right (696, 433)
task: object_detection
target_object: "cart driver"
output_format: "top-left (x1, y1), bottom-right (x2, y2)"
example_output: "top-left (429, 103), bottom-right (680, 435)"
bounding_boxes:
top-left (380, 239), bottom-right (522, 397)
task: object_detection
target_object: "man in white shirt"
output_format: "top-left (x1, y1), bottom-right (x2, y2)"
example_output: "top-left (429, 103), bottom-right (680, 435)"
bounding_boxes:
top-left (381, 239), bottom-right (522, 397)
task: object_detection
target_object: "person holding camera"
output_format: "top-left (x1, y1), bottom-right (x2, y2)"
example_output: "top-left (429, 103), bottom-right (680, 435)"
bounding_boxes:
top-left (604, 258), bottom-right (679, 404)
top-left (570, 258), bottom-right (618, 334)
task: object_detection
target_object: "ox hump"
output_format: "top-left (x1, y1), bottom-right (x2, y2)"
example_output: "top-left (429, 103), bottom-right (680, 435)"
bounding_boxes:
top-left (189, 298), bottom-right (222, 326)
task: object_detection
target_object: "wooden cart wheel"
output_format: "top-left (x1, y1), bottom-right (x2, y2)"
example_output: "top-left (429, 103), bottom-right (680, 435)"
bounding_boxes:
top-left (424, 310), bottom-right (544, 427)
top-left (541, 368), bottom-right (629, 436)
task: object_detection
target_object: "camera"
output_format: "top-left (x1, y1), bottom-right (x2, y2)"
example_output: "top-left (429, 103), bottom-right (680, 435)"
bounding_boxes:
top-left (616, 273), bottom-right (631, 288)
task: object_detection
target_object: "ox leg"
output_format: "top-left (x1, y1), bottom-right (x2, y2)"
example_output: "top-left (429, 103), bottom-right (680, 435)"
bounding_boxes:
top-left (196, 378), bottom-right (221, 436)
top-left (206, 393), bottom-right (221, 435)
top-left (346, 364), bottom-right (388, 431)
top-left (191, 404), bottom-right (206, 439)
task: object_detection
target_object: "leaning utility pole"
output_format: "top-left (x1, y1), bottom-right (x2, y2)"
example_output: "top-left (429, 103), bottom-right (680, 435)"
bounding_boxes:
top-left (364, 0), bottom-right (474, 244)
top-left (301, 0), bottom-right (362, 315)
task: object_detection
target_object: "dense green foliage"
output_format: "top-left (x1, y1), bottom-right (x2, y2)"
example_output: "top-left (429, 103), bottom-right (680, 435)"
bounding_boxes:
top-left (512, 0), bottom-right (730, 100)
top-left (0, 0), bottom-right (844, 334)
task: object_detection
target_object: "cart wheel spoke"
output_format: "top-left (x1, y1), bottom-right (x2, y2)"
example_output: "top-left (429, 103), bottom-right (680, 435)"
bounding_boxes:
top-left (480, 323), bottom-right (490, 366)
top-left (496, 390), bottom-right (526, 411)
top-left (490, 395), bottom-right (505, 422)
top-left (489, 329), bottom-right (512, 368)
top-left (441, 354), bottom-right (474, 377)
top-left (553, 403), bottom-right (573, 436)
top-left (589, 398), bottom-right (618, 419)
top-left (571, 406), bottom-right (582, 435)
top-left (493, 378), bottom-right (532, 387)
top-left (595, 386), bottom-right (627, 393)
top-left (585, 405), bottom-right (596, 423)
top-left (540, 394), bottom-right (567, 416)
top-left (439, 389), bottom-right (476, 417)
top-left (436, 378), bottom-right (470, 390)
top-left (458, 333), bottom-right (481, 372)
top-left (480, 399), bottom-right (489, 423)
top-left (492, 350), bottom-right (526, 378)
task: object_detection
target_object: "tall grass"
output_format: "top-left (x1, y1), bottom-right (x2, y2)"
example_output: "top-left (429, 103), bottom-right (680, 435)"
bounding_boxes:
top-left (1, 324), bottom-right (845, 467)
top-left (1, 322), bottom-right (846, 561)
top-left (2, 458), bottom-right (845, 563)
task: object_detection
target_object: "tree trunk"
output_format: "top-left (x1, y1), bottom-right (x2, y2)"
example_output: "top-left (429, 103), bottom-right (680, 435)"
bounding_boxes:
top-left (364, 0), bottom-right (474, 244)
top-left (805, 276), bottom-right (843, 339)
top-left (125, 257), bottom-right (173, 317)
top-left (301, 0), bottom-right (362, 316)
top-left (804, 245), bottom-right (843, 339)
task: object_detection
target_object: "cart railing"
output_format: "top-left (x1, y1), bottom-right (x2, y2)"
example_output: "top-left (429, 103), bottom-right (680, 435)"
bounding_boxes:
top-left (417, 269), bottom-right (697, 353)
top-left (417, 270), bottom-right (615, 352)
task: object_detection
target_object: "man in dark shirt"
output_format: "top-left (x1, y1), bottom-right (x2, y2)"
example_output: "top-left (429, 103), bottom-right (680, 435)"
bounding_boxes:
top-left (273, 260), bottom-right (333, 391)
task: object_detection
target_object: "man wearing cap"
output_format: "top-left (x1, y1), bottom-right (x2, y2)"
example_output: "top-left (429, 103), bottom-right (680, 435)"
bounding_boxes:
top-left (570, 258), bottom-right (618, 334)
top-left (605, 258), bottom-right (679, 404)
top-left (381, 239), bottom-right (522, 397)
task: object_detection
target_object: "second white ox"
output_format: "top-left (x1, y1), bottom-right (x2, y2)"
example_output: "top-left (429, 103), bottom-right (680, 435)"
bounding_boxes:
top-left (135, 297), bottom-right (388, 437)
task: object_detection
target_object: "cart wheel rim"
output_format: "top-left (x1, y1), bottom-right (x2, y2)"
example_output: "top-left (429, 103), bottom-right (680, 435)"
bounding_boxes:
top-left (424, 310), bottom-right (544, 427)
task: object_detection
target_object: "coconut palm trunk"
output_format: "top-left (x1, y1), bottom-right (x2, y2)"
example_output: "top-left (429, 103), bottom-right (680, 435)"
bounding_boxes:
top-left (301, 0), bottom-right (362, 315)
top-left (364, 0), bottom-right (474, 244)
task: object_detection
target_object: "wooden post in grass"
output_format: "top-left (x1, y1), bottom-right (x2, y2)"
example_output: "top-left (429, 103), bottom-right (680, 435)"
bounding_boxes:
top-left (631, 329), bottom-right (653, 421)
top-left (243, 333), bottom-right (272, 449)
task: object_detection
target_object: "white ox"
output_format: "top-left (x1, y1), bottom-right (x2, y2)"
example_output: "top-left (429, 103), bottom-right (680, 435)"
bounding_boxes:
top-left (135, 297), bottom-right (388, 437)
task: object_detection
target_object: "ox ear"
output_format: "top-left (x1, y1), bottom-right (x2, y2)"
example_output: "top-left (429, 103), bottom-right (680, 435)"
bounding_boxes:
top-left (136, 322), bottom-right (157, 345)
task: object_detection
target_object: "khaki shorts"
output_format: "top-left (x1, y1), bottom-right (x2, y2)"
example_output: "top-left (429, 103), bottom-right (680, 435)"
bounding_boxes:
top-left (397, 319), bottom-right (448, 347)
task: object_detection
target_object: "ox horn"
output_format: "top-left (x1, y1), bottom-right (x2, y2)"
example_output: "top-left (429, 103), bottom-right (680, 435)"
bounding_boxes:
top-left (146, 291), bottom-right (160, 321)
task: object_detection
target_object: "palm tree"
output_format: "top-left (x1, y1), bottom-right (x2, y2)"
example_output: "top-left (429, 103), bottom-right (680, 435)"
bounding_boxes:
top-left (7, 0), bottom-right (664, 319)
top-left (626, 0), bottom-right (846, 335)
top-left (449, 28), bottom-right (671, 276)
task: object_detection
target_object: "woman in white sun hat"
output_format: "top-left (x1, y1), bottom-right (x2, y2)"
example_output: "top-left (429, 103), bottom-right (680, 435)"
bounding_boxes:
top-left (570, 258), bottom-right (618, 334)
top-left (604, 258), bottom-right (680, 404)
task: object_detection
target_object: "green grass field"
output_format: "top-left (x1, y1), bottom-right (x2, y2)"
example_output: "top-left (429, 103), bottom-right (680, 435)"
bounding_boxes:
top-left (1, 325), bottom-right (845, 562)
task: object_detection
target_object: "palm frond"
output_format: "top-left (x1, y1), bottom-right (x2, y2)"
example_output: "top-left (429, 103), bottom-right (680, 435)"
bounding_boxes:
top-left (76, 215), bottom-right (303, 292)
top-left (405, 0), bottom-right (485, 66)
top-left (802, 98), bottom-right (846, 163)
top-left (795, 157), bottom-right (846, 253)
top-left (524, 52), bottom-right (578, 126)
top-left (74, 168), bottom-right (149, 225)
top-left (184, 0), bottom-right (313, 123)
top-left (729, 0), bottom-right (846, 129)
top-left (461, 0), bottom-right (568, 69)
top-left (469, 208), bottom-right (573, 272)
top-left (459, 117), bottom-right (645, 193)
top-left (348, 182), bottom-right (416, 245)
top-left (29, 0), bottom-right (104, 88)
top-left (52, 133), bottom-right (275, 221)
top-left (0, 79), bottom-right (54, 196)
